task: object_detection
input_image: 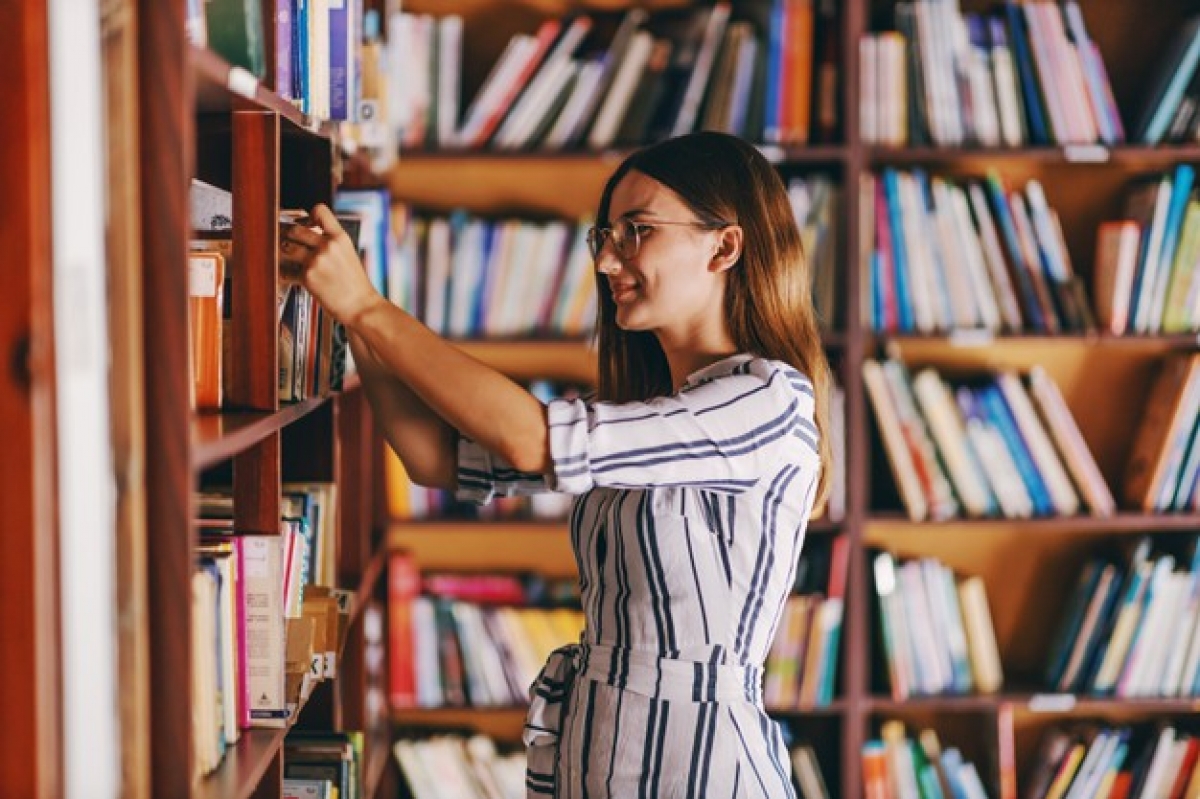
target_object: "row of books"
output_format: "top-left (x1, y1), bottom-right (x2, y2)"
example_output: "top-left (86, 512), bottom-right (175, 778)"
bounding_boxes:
top-left (864, 357), bottom-right (1115, 522)
top-left (872, 552), bottom-right (1003, 700)
top-left (392, 212), bottom-right (597, 339)
top-left (394, 735), bottom-right (525, 799)
top-left (1125, 353), bottom-right (1200, 513)
top-left (864, 169), bottom-right (1093, 335)
top-left (1025, 723), bottom-right (1200, 799)
top-left (190, 0), bottom-right (364, 122)
top-left (764, 536), bottom-right (849, 709)
top-left (1047, 536), bottom-right (1200, 698)
top-left (863, 721), bottom-right (991, 799)
top-left (388, 554), bottom-right (584, 709)
top-left (389, 0), bottom-right (839, 153)
top-left (861, 1), bottom-right (1122, 148)
top-left (283, 731), bottom-right (367, 799)
top-left (191, 485), bottom-right (342, 776)
top-left (1094, 165), bottom-right (1200, 337)
top-left (189, 180), bottom-right (359, 409)
top-left (392, 732), bottom-right (834, 799)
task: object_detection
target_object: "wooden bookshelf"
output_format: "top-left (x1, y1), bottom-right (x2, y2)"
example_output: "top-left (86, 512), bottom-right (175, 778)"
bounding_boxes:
top-left (375, 0), bottom-right (1200, 797)
top-left (130, 1), bottom-right (393, 797)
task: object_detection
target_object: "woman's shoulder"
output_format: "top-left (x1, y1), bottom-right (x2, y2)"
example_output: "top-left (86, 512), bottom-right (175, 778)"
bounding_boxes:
top-left (682, 353), bottom-right (813, 396)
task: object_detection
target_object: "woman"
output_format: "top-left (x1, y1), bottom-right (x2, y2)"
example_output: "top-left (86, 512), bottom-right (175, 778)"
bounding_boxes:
top-left (288, 131), bottom-right (832, 798)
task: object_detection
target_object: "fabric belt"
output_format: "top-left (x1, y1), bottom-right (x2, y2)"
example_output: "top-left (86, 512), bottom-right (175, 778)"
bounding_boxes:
top-left (522, 643), bottom-right (762, 796)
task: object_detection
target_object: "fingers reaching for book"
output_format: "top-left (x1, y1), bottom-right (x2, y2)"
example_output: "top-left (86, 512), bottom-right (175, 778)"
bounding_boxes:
top-left (291, 203), bottom-right (381, 327)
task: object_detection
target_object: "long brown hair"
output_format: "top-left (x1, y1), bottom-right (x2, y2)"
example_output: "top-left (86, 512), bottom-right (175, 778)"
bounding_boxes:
top-left (593, 131), bottom-right (832, 509)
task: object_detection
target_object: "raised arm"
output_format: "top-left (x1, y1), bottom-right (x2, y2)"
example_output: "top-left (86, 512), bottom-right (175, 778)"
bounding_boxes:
top-left (347, 329), bottom-right (456, 489)
top-left (289, 205), bottom-right (553, 476)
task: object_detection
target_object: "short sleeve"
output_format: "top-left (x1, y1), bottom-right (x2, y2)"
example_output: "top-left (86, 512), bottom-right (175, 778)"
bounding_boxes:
top-left (544, 358), bottom-right (817, 495)
top-left (455, 435), bottom-right (550, 504)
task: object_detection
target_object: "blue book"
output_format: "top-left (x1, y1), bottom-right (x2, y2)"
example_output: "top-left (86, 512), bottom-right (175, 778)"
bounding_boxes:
top-left (295, 0), bottom-right (309, 115)
top-left (328, 0), bottom-right (350, 120)
top-left (1143, 164), bottom-right (1195, 332)
top-left (871, 250), bottom-right (884, 331)
top-left (883, 169), bottom-right (915, 332)
top-left (1044, 560), bottom-right (1104, 686)
top-left (914, 170), bottom-right (955, 328)
top-left (1173, 419), bottom-right (1200, 510)
top-left (274, 0), bottom-right (294, 98)
top-left (763, 0), bottom-right (785, 143)
top-left (984, 173), bottom-right (1045, 330)
top-left (979, 382), bottom-right (1053, 515)
top-left (1003, 2), bottom-right (1049, 144)
top-left (1137, 17), bottom-right (1200, 144)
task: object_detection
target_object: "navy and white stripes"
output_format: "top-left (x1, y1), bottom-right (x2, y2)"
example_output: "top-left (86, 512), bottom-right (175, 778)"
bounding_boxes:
top-left (457, 354), bottom-right (820, 798)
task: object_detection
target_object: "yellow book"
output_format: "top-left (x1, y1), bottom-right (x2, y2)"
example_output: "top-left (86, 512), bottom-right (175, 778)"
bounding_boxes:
top-left (1045, 744), bottom-right (1085, 799)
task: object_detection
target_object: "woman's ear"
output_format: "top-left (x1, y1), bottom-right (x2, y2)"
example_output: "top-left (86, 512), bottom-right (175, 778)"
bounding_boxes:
top-left (709, 225), bottom-right (743, 273)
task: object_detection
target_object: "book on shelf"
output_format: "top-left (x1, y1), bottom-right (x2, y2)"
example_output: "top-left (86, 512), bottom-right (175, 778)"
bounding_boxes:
top-left (1043, 535), bottom-right (1200, 698)
top-left (1124, 353), bottom-right (1200, 513)
top-left (865, 355), bottom-right (1114, 522)
top-left (1022, 722), bottom-right (1200, 799)
top-left (864, 721), bottom-right (991, 799)
top-left (385, 0), bottom-right (837, 152)
top-left (861, 1), bottom-right (1122, 148)
top-left (1093, 167), bottom-right (1200, 336)
top-left (388, 551), bottom-right (583, 710)
top-left (872, 550), bottom-right (1003, 700)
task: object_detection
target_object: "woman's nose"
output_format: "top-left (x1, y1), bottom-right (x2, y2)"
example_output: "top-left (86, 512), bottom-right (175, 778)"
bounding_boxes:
top-left (594, 248), bottom-right (621, 276)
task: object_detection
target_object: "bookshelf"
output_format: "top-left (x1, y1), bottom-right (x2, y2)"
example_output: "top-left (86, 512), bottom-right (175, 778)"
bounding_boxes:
top-left (129, 2), bottom-right (395, 799)
top-left (376, 0), bottom-right (1200, 797)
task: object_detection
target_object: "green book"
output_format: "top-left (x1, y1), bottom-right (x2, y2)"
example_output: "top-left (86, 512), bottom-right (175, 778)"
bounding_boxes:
top-left (205, 0), bottom-right (266, 78)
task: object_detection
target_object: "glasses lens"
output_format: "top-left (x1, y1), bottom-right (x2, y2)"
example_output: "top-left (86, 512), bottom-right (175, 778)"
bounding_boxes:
top-left (613, 218), bottom-right (639, 259)
top-left (587, 227), bottom-right (605, 260)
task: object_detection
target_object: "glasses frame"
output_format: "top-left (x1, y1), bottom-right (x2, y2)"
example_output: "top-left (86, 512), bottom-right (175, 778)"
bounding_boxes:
top-left (587, 217), bottom-right (729, 261)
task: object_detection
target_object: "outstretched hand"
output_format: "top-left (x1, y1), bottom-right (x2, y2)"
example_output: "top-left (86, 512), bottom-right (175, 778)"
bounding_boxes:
top-left (281, 203), bottom-right (381, 328)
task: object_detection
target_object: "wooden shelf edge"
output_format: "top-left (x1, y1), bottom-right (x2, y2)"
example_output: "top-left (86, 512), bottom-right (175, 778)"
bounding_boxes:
top-left (194, 727), bottom-right (287, 799)
top-left (873, 332), bottom-right (1200, 350)
top-left (394, 144), bottom-right (847, 166)
top-left (865, 512), bottom-right (1200, 534)
top-left (364, 739), bottom-right (390, 799)
top-left (346, 546), bottom-right (389, 635)
top-left (866, 144), bottom-right (1200, 166)
top-left (192, 395), bottom-right (329, 471)
top-left (865, 693), bottom-right (1200, 715)
top-left (189, 45), bottom-right (332, 140)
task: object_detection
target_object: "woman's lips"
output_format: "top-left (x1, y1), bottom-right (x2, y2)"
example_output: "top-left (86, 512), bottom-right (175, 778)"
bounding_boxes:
top-left (610, 282), bottom-right (639, 304)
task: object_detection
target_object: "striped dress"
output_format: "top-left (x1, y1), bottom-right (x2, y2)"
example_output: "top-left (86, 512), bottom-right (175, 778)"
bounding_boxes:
top-left (457, 353), bottom-right (821, 799)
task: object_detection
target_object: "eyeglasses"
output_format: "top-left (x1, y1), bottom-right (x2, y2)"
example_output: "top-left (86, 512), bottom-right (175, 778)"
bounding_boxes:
top-left (586, 217), bottom-right (728, 261)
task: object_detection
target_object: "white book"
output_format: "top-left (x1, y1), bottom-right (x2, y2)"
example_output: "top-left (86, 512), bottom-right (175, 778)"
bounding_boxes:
top-left (863, 360), bottom-right (929, 521)
top-left (990, 33), bottom-right (1025, 147)
top-left (860, 36), bottom-right (879, 144)
top-left (542, 58), bottom-right (606, 150)
top-left (901, 561), bottom-right (951, 693)
top-left (241, 536), bottom-right (288, 728)
top-left (897, 173), bottom-right (938, 332)
top-left (455, 35), bottom-right (537, 148)
top-left (436, 16), bottom-right (463, 148)
top-left (498, 16), bottom-right (592, 148)
top-left (958, 575), bottom-right (1003, 694)
top-left (948, 183), bottom-right (1002, 331)
top-left (913, 369), bottom-right (994, 517)
top-left (447, 218), bottom-right (485, 337)
top-left (671, 2), bottom-right (731, 136)
top-left (423, 217), bottom-right (452, 334)
top-left (967, 182), bottom-right (1025, 331)
top-left (588, 31), bottom-right (654, 150)
top-left (930, 180), bottom-right (982, 328)
top-left (994, 371), bottom-right (1080, 516)
top-left (965, 26), bottom-right (1002, 146)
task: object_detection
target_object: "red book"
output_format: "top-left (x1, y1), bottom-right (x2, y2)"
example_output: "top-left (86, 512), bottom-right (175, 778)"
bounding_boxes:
top-left (388, 552), bottom-right (421, 709)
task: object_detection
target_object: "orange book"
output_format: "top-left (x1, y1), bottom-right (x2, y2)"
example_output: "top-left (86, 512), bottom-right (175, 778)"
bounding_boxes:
top-left (188, 251), bottom-right (225, 410)
top-left (1124, 353), bottom-right (1200, 510)
top-left (784, 0), bottom-right (814, 144)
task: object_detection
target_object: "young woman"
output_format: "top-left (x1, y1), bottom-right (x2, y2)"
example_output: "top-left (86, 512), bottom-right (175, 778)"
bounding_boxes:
top-left (287, 131), bottom-right (832, 798)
